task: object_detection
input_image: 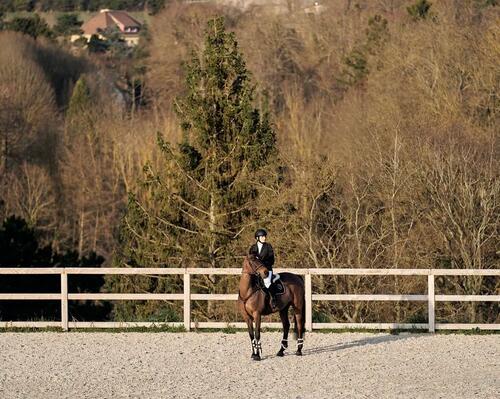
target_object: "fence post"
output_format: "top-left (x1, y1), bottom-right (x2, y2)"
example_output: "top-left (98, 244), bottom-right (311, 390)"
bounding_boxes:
top-left (305, 272), bottom-right (312, 332)
top-left (428, 274), bottom-right (435, 333)
top-left (61, 270), bottom-right (68, 331)
top-left (184, 272), bottom-right (191, 331)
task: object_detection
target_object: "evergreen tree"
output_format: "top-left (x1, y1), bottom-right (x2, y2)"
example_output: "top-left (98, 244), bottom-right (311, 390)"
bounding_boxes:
top-left (66, 75), bottom-right (95, 138)
top-left (87, 34), bottom-right (109, 53)
top-left (339, 14), bottom-right (389, 88)
top-left (53, 13), bottom-right (82, 37)
top-left (6, 14), bottom-right (52, 39)
top-left (108, 17), bottom-right (277, 322)
top-left (407, 0), bottom-right (433, 20)
top-left (67, 76), bottom-right (92, 119)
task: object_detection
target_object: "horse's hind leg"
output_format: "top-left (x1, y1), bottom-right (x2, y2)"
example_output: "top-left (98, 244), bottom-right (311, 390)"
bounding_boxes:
top-left (277, 305), bottom-right (290, 357)
top-left (294, 305), bottom-right (305, 356)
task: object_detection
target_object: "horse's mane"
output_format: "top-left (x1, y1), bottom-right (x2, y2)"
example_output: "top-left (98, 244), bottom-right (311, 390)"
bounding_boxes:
top-left (246, 254), bottom-right (266, 270)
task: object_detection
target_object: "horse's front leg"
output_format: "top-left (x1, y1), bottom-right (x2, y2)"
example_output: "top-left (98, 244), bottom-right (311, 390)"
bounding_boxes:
top-left (252, 312), bottom-right (262, 361)
top-left (277, 306), bottom-right (290, 357)
top-left (240, 303), bottom-right (256, 360)
top-left (244, 316), bottom-right (257, 360)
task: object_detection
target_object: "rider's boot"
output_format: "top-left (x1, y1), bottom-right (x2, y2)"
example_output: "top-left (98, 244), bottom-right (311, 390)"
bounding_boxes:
top-left (269, 286), bottom-right (278, 311)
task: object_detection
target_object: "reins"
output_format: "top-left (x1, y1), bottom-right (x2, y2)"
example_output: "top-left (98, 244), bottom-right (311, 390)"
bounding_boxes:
top-left (239, 257), bottom-right (267, 304)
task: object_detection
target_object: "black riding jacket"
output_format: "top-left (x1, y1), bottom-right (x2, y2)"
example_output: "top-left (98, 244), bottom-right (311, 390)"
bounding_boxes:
top-left (248, 242), bottom-right (275, 271)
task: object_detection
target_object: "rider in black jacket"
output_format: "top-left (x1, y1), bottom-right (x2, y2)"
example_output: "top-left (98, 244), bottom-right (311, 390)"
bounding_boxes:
top-left (249, 228), bottom-right (277, 309)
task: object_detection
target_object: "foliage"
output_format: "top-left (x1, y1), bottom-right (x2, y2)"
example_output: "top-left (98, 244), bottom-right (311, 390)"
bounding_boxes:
top-left (123, 16), bottom-right (276, 269)
top-left (53, 13), bottom-right (82, 36)
top-left (338, 14), bottom-right (389, 88)
top-left (100, 26), bottom-right (134, 58)
top-left (87, 33), bottom-right (108, 53)
top-left (0, 215), bottom-right (109, 321)
top-left (67, 76), bottom-right (92, 119)
top-left (407, 0), bottom-right (433, 20)
top-left (1, 0), bottom-right (156, 12)
top-left (146, 0), bottom-right (168, 15)
top-left (5, 14), bottom-right (52, 39)
top-left (108, 16), bottom-right (277, 322)
top-left (1, 1), bottom-right (499, 325)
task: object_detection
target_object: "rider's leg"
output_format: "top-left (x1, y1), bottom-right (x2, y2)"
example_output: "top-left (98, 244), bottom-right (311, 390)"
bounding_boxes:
top-left (263, 271), bottom-right (277, 309)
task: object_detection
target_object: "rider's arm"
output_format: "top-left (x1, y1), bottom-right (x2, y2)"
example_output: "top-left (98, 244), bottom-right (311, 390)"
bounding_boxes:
top-left (267, 244), bottom-right (275, 267)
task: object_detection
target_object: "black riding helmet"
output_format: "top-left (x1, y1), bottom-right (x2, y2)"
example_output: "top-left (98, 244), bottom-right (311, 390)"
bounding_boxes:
top-left (254, 228), bottom-right (267, 239)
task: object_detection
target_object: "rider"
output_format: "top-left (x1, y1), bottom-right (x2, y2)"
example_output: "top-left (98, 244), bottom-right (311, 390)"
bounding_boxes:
top-left (249, 228), bottom-right (277, 309)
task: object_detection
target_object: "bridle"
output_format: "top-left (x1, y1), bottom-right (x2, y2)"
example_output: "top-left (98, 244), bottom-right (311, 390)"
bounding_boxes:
top-left (243, 256), bottom-right (268, 277)
top-left (239, 256), bottom-right (268, 303)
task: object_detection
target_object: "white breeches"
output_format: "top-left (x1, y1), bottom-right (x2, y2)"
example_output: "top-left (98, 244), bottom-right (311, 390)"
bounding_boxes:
top-left (263, 271), bottom-right (273, 288)
top-left (263, 271), bottom-right (280, 288)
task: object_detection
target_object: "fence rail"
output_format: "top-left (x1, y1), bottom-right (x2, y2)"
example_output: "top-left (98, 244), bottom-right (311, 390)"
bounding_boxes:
top-left (1, 268), bottom-right (499, 332)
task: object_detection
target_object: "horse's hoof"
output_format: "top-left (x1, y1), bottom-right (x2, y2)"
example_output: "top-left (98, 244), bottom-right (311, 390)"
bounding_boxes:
top-left (295, 350), bottom-right (302, 356)
top-left (252, 355), bottom-right (261, 361)
top-left (277, 350), bottom-right (285, 357)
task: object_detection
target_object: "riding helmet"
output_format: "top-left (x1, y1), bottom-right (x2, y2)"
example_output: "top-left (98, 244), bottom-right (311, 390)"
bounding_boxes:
top-left (255, 228), bottom-right (268, 238)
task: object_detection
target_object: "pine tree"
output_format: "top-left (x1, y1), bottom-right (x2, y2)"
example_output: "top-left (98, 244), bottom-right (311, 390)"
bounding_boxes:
top-left (67, 76), bottom-right (91, 122)
top-left (108, 17), bottom-right (277, 322)
top-left (407, 0), bottom-right (433, 21)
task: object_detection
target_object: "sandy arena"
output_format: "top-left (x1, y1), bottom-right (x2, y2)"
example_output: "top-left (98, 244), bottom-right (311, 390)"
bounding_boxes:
top-left (0, 332), bottom-right (498, 398)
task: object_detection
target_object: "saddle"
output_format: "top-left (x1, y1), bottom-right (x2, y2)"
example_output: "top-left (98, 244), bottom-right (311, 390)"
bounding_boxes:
top-left (269, 274), bottom-right (285, 296)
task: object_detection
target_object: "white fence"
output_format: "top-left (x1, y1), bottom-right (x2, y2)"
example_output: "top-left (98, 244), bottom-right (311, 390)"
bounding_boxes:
top-left (1, 267), bottom-right (499, 332)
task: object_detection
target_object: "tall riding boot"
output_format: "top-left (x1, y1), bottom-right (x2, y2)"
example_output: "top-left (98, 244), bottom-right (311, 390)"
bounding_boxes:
top-left (268, 285), bottom-right (278, 310)
top-left (270, 293), bottom-right (278, 310)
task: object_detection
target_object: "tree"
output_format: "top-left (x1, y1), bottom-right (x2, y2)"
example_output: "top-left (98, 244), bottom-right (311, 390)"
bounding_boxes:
top-left (127, 16), bottom-right (275, 268)
top-left (12, 0), bottom-right (34, 12)
top-left (0, 215), bottom-right (109, 322)
top-left (338, 14), bottom-right (389, 88)
top-left (110, 17), bottom-right (277, 322)
top-left (100, 26), bottom-right (132, 59)
top-left (53, 13), bottom-right (83, 37)
top-left (6, 14), bottom-right (52, 39)
top-left (67, 76), bottom-right (91, 115)
top-left (87, 34), bottom-right (108, 53)
top-left (407, 0), bottom-right (433, 20)
top-left (146, 0), bottom-right (168, 15)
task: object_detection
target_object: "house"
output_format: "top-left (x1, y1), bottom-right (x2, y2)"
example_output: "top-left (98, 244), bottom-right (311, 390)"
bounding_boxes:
top-left (304, 1), bottom-right (327, 15)
top-left (71, 9), bottom-right (142, 46)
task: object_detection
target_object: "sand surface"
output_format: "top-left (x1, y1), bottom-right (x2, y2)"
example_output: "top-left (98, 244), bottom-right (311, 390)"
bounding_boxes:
top-left (0, 332), bottom-right (498, 399)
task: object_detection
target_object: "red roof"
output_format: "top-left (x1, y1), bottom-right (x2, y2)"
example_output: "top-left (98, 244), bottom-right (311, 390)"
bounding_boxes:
top-left (81, 10), bottom-right (141, 36)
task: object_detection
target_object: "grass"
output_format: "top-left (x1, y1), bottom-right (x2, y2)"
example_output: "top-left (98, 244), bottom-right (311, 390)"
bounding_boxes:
top-left (0, 324), bottom-right (186, 333)
top-left (1, 324), bottom-right (498, 334)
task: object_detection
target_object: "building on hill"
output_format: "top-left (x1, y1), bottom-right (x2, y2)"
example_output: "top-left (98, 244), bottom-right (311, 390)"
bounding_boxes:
top-left (216, 0), bottom-right (326, 14)
top-left (71, 9), bottom-right (142, 46)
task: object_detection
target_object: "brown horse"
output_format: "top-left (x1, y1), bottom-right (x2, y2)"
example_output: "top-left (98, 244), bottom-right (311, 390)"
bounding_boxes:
top-left (238, 254), bottom-right (306, 360)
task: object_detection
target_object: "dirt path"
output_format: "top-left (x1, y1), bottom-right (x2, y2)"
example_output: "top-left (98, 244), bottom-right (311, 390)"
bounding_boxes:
top-left (0, 332), bottom-right (498, 398)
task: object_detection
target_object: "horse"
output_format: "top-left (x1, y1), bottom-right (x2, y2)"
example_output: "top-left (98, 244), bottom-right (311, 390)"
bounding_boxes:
top-left (238, 254), bottom-right (306, 360)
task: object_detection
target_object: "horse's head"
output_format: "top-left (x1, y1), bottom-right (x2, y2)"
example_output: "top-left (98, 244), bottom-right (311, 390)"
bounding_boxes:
top-left (243, 254), bottom-right (269, 280)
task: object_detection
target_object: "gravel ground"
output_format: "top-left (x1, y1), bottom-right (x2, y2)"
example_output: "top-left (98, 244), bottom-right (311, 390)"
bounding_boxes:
top-left (0, 332), bottom-right (498, 399)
